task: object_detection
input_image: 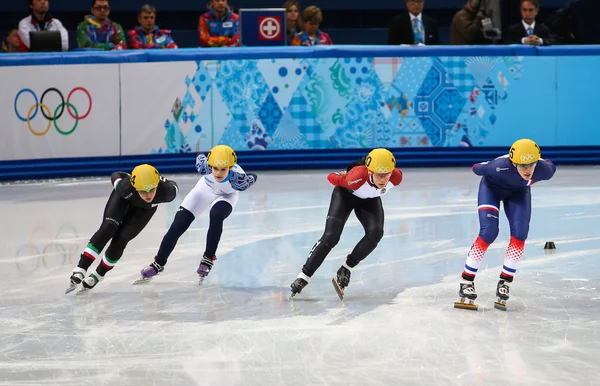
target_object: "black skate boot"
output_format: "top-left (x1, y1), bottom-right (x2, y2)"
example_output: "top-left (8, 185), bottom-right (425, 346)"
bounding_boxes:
top-left (494, 279), bottom-right (511, 311)
top-left (65, 267), bottom-right (86, 294)
top-left (77, 272), bottom-right (104, 294)
top-left (454, 280), bottom-right (478, 310)
top-left (332, 265), bottom-right (351, 300)
top-left (289, 277), bottom-right (309, 299)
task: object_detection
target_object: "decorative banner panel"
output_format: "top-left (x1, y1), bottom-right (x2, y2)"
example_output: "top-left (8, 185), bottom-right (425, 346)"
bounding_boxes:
top-left (0, 64), bottom-right (120, 161)
top-left (120, 55), bottom-right (591, 154)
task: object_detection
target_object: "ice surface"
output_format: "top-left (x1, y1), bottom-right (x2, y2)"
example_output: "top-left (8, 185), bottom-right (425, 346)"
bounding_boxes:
top-left (1, 167), bottom-right (599, 385)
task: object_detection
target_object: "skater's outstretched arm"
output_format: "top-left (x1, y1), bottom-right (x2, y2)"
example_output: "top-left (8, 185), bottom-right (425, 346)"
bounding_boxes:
top-left (472, 161), bottom-right (491, 176)
top-left (154, 176), bottom-right (179, 203)
top-left (531, 159), bottom-right (556, 182)
top-left (327, 167), bottom-right (402, 189)
top-left (195, 153), bottom-right (212, 175)
top-left (230, 172), bottom-right (257, 191)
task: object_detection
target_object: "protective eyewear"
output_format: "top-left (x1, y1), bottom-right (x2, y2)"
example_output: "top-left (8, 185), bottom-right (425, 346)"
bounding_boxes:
top-left (515, 161), bottom-right (537, 168)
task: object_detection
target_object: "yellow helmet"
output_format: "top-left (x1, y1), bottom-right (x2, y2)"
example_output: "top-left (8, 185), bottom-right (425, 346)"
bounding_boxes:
top-left (131, 164), bottom-right (160, 192)
top-left (207, 145), bottom-right (237, 168)
top-left (365, 148), bottom-right (396, 174)
top-left (509, 139), bottom-right (541, 165)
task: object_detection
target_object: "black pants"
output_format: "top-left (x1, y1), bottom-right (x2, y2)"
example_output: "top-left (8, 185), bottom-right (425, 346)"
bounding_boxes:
top-left (78, 190), bottom-right (157, 276)
top-left (301, 187), bottom-right (384, 277)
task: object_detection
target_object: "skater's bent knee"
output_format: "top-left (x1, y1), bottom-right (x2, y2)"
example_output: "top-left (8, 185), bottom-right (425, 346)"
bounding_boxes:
top-left (168, 207), bottom-right (195, 236)
top-left (209, 201), bottom-right (233, 221)
top-left (99, 220), bottom-right (119, 236)
top-left (510, 222), bottom-right (529, 241)
top-left (321, 231), bottom-right (342, 248)
top-left (479, 226), bottom-right (499, 244)
top-left (366, 227), bottom-right (384, 242)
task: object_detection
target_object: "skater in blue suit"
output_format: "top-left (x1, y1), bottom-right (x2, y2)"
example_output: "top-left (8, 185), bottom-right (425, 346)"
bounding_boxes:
top-left (455, 138), bottom-right (556, 310)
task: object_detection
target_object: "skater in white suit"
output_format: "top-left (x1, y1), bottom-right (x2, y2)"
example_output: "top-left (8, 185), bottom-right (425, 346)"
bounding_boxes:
top-left (137, 145), bottom-right (257, 284)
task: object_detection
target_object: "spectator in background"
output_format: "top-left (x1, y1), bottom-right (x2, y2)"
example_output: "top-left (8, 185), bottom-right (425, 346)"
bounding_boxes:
top-left (128, 5), bottom-right (178, 49)
top-left (505, 0), bottom-right (554, 45)
top-left (292, 6), bottom-right (333, 46)
top-left (2, 29), bottom-right (21, 53)
top-left (18, 0), bottom-right (68, 52)
top-left (283, 0), bottom-right (303, 45)
top-left (388, 0), bottom-right (440, 45)
top-left (77, 0), bottom-right (127, 50)
top-left (198, 0), bottom-right (240, 47)
top-left (450, 0), bottom-right (487, 45)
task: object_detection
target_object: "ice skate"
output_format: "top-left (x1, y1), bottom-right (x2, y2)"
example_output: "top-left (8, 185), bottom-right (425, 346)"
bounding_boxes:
top-left (76, 273), bottom-right (103, 295)
top-left (454, 280), bottom-right (478, 310)
top-left (133, 261), bottom-right (164, 285)
top-left (65, 267), bottom-right (86, 294)
top-left (332, 265), bottom-right (351, 300)
top-left (289, 276), bottom-right (309, 300)
top-left (494, 279), bottom-right (511, 311)
top-left (197, 255), bottom-right (216, 285)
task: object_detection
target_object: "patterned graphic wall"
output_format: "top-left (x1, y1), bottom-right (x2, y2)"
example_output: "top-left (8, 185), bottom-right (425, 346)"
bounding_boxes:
top-left (156, 55), bottom-right (528, 153)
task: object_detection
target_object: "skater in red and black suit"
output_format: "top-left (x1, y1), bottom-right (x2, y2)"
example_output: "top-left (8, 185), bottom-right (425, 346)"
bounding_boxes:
top-left (455, 139), bottom-right (556, 310)
top-left (290, 148), bottom-right (403, 299)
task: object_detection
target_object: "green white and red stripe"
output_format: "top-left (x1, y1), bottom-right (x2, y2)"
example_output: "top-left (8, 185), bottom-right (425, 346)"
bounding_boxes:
top-left (101, 254), bottom-right (118, 269)
top-left (83, 243), bottom-right (99, 261)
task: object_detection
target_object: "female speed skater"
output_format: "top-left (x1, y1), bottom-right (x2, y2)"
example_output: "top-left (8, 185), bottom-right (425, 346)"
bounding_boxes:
top-left (455, 138), bottom-right (556, 311)
top-left (136, 145), bottom-right (257, 285)
top-left (289, 148), bottom-right (403, 300)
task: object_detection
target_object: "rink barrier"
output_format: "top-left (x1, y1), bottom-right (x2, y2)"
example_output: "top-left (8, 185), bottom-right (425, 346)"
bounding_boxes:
top-left (2, 45), bottom-right (600, 181)
top-left (1, 146), bottom-right (599, 181)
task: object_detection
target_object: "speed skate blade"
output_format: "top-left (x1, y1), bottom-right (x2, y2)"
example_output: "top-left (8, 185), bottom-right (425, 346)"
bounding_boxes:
top-left (331, 277), bottom-right (344, 300)
top-left (132, 277), bottom-right (153, 285)
top-left (198, 276), bottom-right (206, 286)
top-left (65, 284), bottom-right (78, 294)
top-left (76, 288), bottom-right (91, 295)
top-left (494, 301), bottom-right (507, 311)
top-left (454, 301), bottom-right (478, 311)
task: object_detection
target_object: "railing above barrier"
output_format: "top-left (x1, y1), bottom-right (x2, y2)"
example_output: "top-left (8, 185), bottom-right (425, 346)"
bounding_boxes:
top-left (1, 45), bottom-right (600, 67)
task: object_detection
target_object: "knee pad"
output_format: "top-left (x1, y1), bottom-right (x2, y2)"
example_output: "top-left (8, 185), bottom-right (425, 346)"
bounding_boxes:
top-left (168, 207), bottom-right (195, 238)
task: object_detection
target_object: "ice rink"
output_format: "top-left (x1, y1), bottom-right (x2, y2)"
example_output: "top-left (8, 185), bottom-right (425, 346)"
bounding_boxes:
top-left (1, 166), bottom-right (599, 386)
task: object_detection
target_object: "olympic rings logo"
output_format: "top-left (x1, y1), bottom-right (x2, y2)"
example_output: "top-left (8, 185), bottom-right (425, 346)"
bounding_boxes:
top-left (375, 166), bottom-right (392, 173)
top-left (212, 159), bottom-right (230, 168)
top-left (14, 87), bottom-right (92, 136)
top-left (519, 154), bottom-right (535, 163)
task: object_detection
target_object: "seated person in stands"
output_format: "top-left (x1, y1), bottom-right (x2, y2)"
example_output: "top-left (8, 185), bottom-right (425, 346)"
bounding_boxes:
top-left (198, 0), bottom-right (240, 47)
top-left (284, 0), bottom-right (303, 45)
top-left (18, 0), bottom-right (69, 52)
top-left (388, 0), bottom-right (440, 45)
top-left (2, 29), bottom-right (20, 52)
top-left (291, 6), bottom-right (333, 46)
top-left (505, 0), bottom-right (555, 45)
top-left (128, 4), bottom-right (178, 49)
top-left (450, 0), bottom-right (487, 45)
top-left (77, 0), bottom-right (127, 50)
